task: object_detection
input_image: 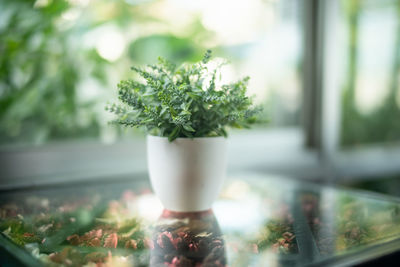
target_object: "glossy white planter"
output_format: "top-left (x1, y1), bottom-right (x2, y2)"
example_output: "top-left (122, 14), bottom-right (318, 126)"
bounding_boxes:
top-left (147, 135), bottom-right (227, 212)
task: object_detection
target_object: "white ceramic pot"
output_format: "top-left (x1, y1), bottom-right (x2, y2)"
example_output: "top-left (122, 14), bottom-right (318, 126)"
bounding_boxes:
top-left (147, 135), bottom-right (227, 212)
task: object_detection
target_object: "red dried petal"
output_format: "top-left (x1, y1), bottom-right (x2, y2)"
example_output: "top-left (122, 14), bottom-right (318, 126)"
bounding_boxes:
top-left (171, 237), bottom-right (182, 250)
top-left (66, 234), bottom-right (80, 246)
top-left (177, 231), bottom-right (186, 238)
top-left (95, 229), bottom-right (103, 239)
top-left (157, 231), bottom-right (174, 249)
top-left (23, 233), bottom-right (34, 237)
top-left (171, 256), bottom-right (179, 265)
top-left (89, 238), bottom-right (101, 247)
top-left (125, 239), bottom-right (137, 249)
top-left (104, 233), bottom-right (118, 248)
top-left (188, 242), bottom-right (198, 252)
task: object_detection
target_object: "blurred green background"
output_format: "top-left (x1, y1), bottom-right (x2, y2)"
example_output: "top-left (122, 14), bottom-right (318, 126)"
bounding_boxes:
top-left (0, 0), bottom-right (302, 146)
top-left (340, 0), bottom-right (400, 146)
top-left (0, 0), bottom-right (399, 147)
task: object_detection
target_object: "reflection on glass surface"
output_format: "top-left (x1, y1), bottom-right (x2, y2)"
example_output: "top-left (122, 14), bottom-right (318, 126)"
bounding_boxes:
top-left (0, 175), bottom-right (400, 266)
top-left (150, 209), bottom-right (225, 266)
top-left (300, 187), bottom-right (400, 258)
top-left (0, 184), bottom-right (153, 266)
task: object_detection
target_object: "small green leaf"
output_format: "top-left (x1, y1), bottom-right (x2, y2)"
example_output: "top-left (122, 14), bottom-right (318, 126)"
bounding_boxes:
top-left (183, 125), bottom-right (195, 132)
top-left (187, 92), bottom-right (201, 100)
top-left (141, 118), bottom-right (154, 123)
top-left (221, 128), bottom-right (228, 137)
top-left (231, 122), bottom-right (243, 129)
top-left (168, 126), bottom-right (180, 142)
top-left (169, 107), bottom-right (177, 117)
top-left (182, 130), bottom-right (194, 138)
top-left (180, 110), bottom-right (191, 116)
top-left (160, 106), bottom-right (168, 115)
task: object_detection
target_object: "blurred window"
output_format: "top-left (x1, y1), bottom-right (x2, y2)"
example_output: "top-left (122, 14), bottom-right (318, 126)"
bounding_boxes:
top-left (339, 0), bottom-right (400, 147)
top-left (0, 0), bottom-right (303, 146)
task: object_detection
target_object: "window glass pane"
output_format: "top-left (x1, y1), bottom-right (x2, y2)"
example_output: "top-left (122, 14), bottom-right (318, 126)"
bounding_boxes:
top-left (340, 0), bottom-right (400, 147)
top-left (0, 0), bottom-right (303, 146)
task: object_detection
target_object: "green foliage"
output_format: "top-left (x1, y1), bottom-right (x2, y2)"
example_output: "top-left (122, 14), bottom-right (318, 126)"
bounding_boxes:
top-left (0, 0), bottom-right (217, 145)
top-left (0, 0), bottom-right (102, 144)
top-left (106, 50), bottom-right (262, 141)
top-left (340, 0), bottom-right (400, 146)
top-left (1, 218), bottom-right (41, 246)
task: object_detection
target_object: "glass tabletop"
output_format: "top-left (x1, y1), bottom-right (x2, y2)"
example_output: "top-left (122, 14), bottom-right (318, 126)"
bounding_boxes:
top-left (1, 174), bottom-right (400, 267)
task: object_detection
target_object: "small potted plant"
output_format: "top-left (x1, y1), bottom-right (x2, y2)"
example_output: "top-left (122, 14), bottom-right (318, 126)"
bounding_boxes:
top-left (106, 50), bottom-right (261, 212)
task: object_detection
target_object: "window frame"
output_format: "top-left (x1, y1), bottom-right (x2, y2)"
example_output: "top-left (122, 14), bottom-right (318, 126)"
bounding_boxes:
top-left (307, 0), bottom-right (400, 181)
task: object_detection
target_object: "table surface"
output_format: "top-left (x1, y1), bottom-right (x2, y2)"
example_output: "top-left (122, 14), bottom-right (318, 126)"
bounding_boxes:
top-left (1, 173), bottom-right (400, 267)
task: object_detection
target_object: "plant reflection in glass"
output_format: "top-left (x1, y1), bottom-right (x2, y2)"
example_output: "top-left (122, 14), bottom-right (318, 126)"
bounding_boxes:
top-left (150, 209), bottom-right (226, 266)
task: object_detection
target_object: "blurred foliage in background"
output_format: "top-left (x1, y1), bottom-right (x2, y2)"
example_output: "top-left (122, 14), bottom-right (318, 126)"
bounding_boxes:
top-left (341, 0), bottom-right (400, 147)
top-left (2, 0), bottom-right (400, 148)
top-left (0, 0), bottom-right (302, 146)
top-left (0, 0), bottom-right (102, 144)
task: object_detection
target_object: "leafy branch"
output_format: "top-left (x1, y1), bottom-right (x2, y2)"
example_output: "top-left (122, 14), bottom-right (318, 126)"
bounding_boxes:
top-left (106, 50), bottom-right (262, 141)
